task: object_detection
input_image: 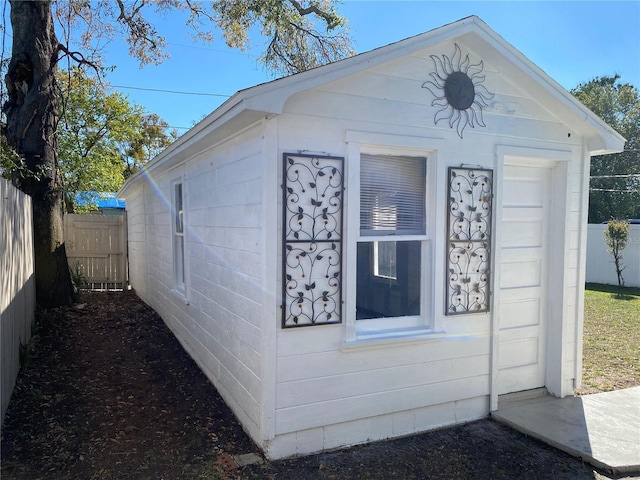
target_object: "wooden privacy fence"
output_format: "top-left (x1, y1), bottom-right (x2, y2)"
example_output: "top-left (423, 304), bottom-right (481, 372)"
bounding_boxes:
top-left (1, 178), bottom-right (35, 424)
top-left (64, 213), bottom-right (128, 290)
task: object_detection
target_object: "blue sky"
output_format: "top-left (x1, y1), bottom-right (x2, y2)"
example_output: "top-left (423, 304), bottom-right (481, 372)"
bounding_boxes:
top-left (101, 1), bottom-right (640, 132)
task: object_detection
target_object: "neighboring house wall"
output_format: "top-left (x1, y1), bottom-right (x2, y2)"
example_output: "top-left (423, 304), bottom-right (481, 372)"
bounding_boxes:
top-left (586, 224), bottom-right (640, 288)
top-left (126, 125), bottom-right (267, 442)
top-left (1, 178), bottom-right (35, 424)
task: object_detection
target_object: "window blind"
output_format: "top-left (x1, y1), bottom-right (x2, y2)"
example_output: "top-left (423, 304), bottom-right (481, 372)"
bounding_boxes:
top-left (360, 154), bottom-right (426, 236)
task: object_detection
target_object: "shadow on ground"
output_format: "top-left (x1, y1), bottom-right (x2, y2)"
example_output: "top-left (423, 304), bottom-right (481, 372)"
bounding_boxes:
top-left (1, 291), bottom-right (632, 479)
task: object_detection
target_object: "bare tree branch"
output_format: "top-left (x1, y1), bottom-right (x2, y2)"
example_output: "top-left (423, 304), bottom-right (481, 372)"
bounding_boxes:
top-left (57, 43), bottom-right (99, 72)
top-left (286, 0), bottom-right (341, 28)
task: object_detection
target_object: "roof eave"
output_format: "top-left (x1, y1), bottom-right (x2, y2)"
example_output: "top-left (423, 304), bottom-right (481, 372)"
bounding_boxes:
top-left (462, 18), bottom-right (626, 155)
top-left (119, 97), bottom-right (269, 197)
top-left (120, 15), bottom-right (626, 198)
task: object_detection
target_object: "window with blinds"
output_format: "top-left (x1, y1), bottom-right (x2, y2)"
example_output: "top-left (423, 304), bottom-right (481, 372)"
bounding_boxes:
top-left (356, 154), bottom-right (427, 321)
top-left (360, 154), bottom-right (426, 236)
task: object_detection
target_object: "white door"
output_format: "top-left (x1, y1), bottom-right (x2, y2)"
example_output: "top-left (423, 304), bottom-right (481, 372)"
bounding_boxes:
top-left (498, 164), bottom-right (551, 395)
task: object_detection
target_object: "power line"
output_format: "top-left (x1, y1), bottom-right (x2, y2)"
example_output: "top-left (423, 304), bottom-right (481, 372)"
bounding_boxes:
top-left (111, 84), bottom-right (232, 97)
top-left (110, 85), bottom-right (234, 130)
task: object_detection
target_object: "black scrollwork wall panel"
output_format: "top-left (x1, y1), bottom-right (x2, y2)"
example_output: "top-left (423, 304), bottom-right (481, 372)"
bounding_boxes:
top-left (282, 154), bottom-right (343, 328)
top-left (446, 167), bottom-right (493, 315)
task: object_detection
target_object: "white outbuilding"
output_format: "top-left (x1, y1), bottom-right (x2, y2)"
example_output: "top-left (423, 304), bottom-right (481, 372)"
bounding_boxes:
top-left (118, 16), bottom-right (624, 459)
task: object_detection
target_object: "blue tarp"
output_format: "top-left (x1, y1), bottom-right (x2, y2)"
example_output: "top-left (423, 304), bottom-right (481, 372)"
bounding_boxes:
top-left (76, 192), bottom-right (126, 210)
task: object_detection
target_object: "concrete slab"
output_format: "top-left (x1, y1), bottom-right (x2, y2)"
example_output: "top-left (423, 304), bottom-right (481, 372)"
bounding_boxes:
top-left (233, 453), bottom-right (264, 467)
top-left (492, 387), bottom-right (640, 474)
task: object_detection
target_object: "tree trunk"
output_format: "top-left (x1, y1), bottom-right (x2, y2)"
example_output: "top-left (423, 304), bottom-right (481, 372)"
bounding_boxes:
top-left (4, 0), bottom-right (74, 308)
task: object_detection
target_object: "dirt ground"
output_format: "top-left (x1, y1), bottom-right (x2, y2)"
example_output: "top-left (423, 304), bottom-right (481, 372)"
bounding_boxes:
top-left (0, 291), bottom-right (634, 479)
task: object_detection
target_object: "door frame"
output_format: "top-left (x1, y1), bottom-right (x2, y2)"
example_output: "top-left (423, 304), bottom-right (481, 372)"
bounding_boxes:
top-left (490, 145), bottom-right (571, 411)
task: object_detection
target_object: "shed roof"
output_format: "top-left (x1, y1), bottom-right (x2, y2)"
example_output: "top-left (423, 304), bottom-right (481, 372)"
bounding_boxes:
top-left (120, 15), bottom-right (625, 195)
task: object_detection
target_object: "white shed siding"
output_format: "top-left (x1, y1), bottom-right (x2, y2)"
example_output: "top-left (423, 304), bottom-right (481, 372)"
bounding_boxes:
top-left (563, 152), bottom-right (590, 392)
top-left (275, 336), bottom-right (490, 433)
top-left (127, 125), bottom-right (268, 442)
top-left (267, 395), bottom-right (488, 458)
top-left (269, 38), bottom-right (586, 454)
top-left (144, 180), bottom-right (172, 296)
top-left (285, 45), bottom-right (574, 147)
top-left (121, 18), bottom-right (624, 459)
top-left (124, 186), bottom-right (148, 298)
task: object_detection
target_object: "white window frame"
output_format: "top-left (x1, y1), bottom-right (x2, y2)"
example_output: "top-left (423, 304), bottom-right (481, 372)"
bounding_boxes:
top-left (373, 240), bottom-right (397, 280)
top-left (171, 176), bottom-right (187, 298)
top-left (344, 138), bottom-right (441, 344)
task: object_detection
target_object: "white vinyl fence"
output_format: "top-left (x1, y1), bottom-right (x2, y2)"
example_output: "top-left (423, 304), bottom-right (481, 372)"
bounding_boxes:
top-left (586, 224), bottom-right (640, 288)
top-left (1, 178), bottom-right (35, 424)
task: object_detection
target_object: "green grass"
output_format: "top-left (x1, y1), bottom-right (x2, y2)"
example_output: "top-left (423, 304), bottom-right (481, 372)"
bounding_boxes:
top-left (580, 283), bottom-right (640, 394)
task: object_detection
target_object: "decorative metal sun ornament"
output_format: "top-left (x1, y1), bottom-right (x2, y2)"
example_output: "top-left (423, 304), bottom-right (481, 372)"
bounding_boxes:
top-left (422, 44), bottom-right (495, 138)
